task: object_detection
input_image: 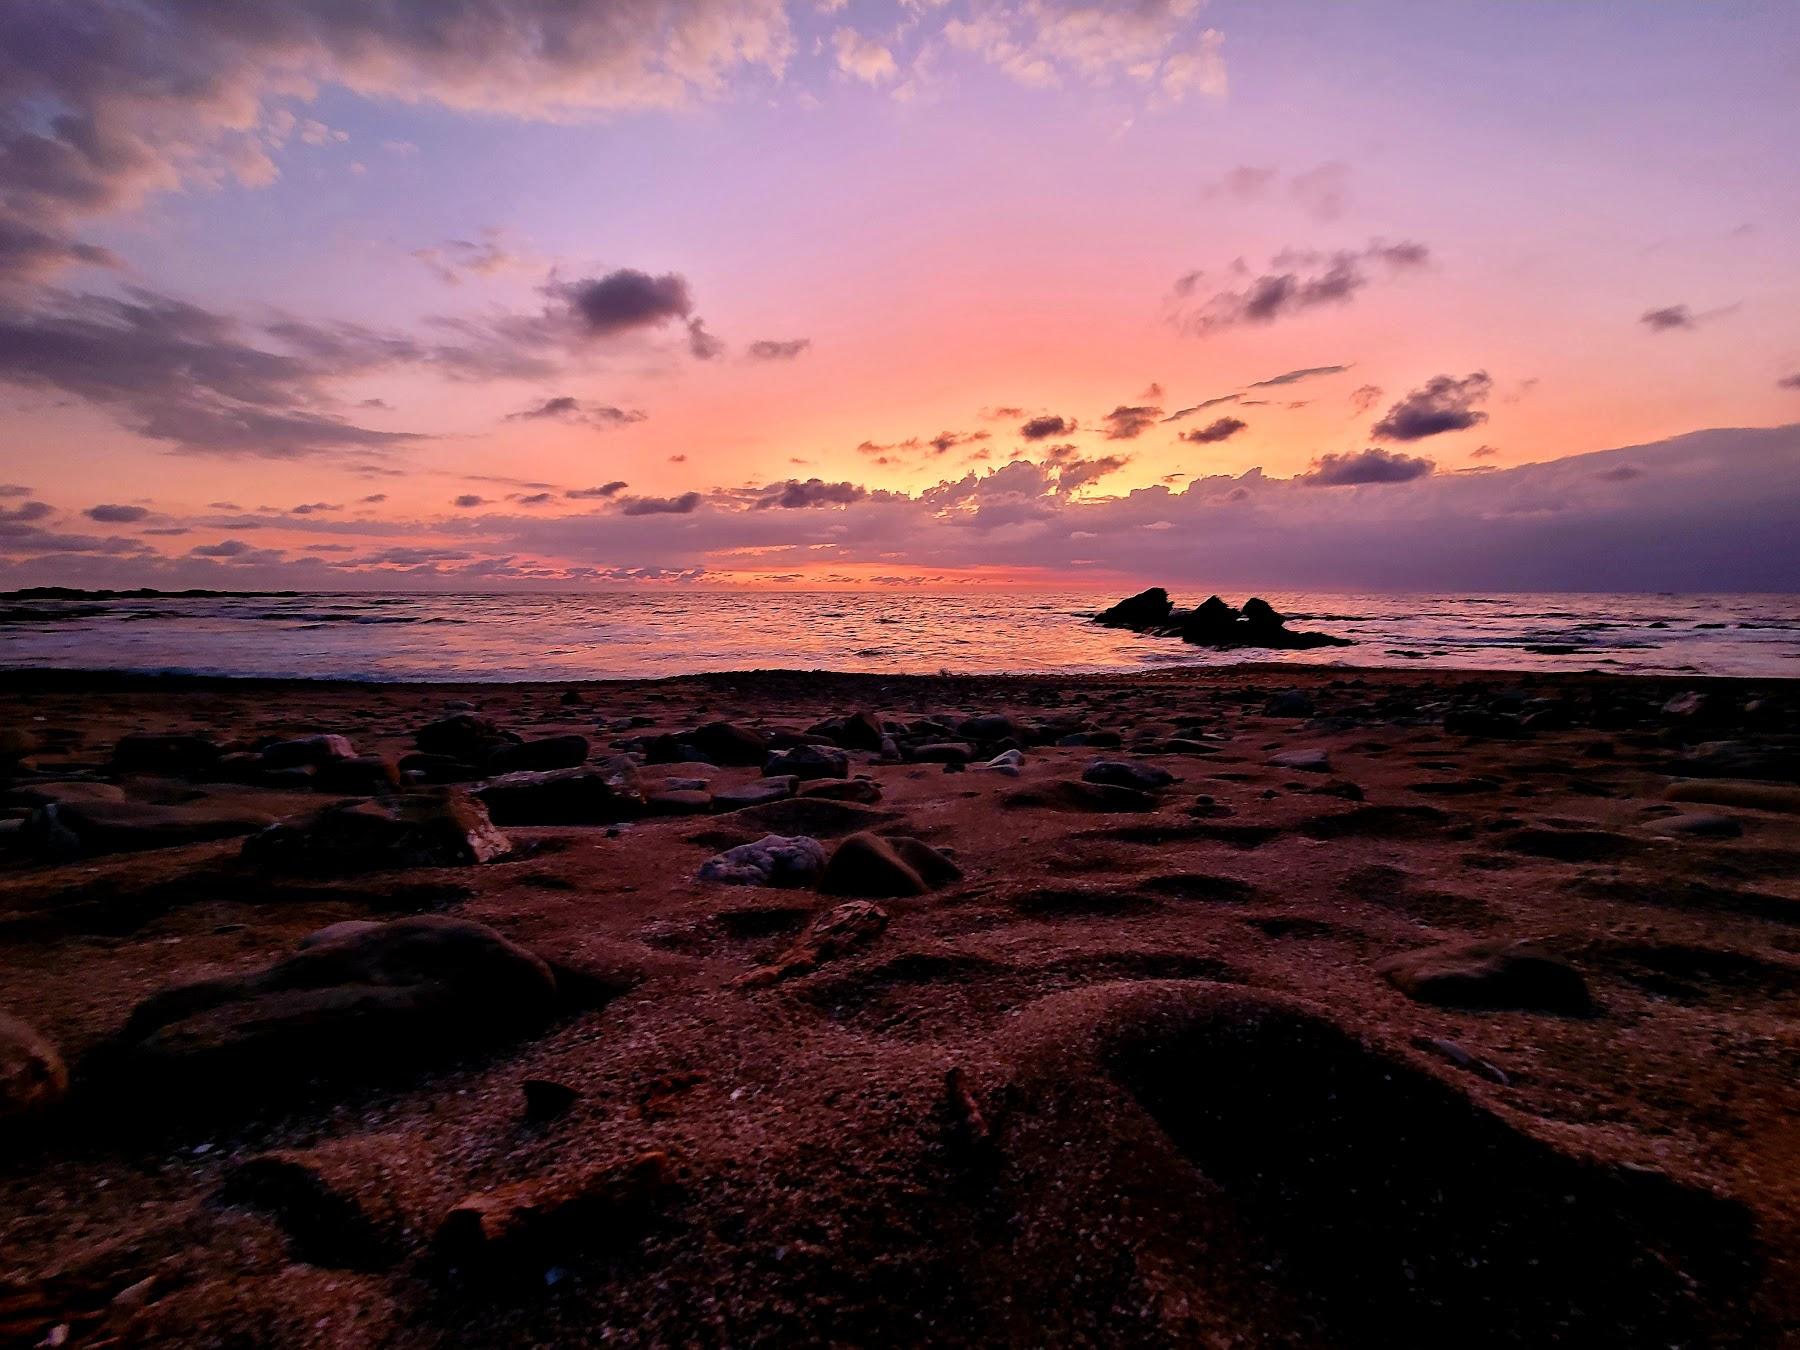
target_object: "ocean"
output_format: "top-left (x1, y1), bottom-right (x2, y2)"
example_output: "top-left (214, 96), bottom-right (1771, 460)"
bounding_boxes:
top-left (1, 590), bottom-right (1795, 682)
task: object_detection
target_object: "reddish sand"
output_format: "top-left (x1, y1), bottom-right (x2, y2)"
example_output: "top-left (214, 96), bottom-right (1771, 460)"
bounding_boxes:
top-left (0, 666), bottom-right (1795, 1347)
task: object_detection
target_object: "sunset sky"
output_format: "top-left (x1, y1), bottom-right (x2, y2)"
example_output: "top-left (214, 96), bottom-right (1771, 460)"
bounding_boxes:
top-left (1, 0), bottom-right (1797, 590)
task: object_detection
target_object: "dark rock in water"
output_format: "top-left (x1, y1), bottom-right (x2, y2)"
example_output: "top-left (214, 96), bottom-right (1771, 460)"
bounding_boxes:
top-left (820, 831), bottom-right (961, 898)
top-left (691, 721), bottom-right (769, 767)
top-left (113, 732), bottom-right (222, 777)
top-left (1095, 587), bottom-right (1172, 628)
top-left (765, 744), bottom-right (849, 780)
top-left (1094, 589), bottom-right (1351, 649)
top-left (485, 734), bottom-right (589, 774)
top-left (28, 797), bottom-right (277, 857)
top-left (244, 789), bottom-right (511, 871)
top-left (473, 768), bottom-right (642, 825)
top-left (1, 1012), bottom-right (67, 1124)
top-left (261, 734), bottom-right (356, 770)
top-left (1082, 759), bottom-right (1176, 791)
top-left (415, 713), bottom-right (515, 761)
top-left (1377, 939), bottom-right (1592, 1013)
top-left (105, 916), bottom-right (557, 1097)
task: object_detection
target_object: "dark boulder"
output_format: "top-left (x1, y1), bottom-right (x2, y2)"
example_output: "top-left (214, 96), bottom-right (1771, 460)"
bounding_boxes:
top-left (1082, 759), bottom-right (1176, 791)
top-left (243, 789), bottom-right (511, 871)
top-left (1095, 587), bottom-right (1173, 629)
top-left (472, 767), bottom-right (643, 825)
top-left (28, 797), bottom-right (278, 857)
top-left (104, 916), bottom-right (557, 1098)
top-left (261, 734), bottom-right (357, 770)
top-left (113, 732), bottom-right (222, 777)
top-left (690, 721), bottom-right (769, 767)
top-left (1182, 595), bottom-right (1242, 643)
top-left (415, 713), bottom-right (515, 761)
top-left (484, 734), bottom-right (589, 775)
top-left (820, 832), bottom-right (962, 898)
top-left (1, 1012), bottom-right (68, 1124)
top-left (765, 744), bottom-right (849, 780)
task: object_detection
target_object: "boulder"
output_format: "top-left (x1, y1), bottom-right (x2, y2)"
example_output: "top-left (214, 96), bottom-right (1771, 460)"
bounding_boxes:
top-left (910, 742), bottom-right (975, 765)
top-left (1652, 812), bottom-right (1742, 838)
top-left (28, 797), bottom-right (278, 857)
top-left (1182, 595), bottom-right (1242, 643)
top-left (797, 777), bottom-right (883, 804)
top-left (112, 732), bottom-right (221, 777)
top-left (723, 796), bottom-right (898, 839)
top-left (837, 712), bottom-right (886, 752)
top-left (820, 832), bottom-right (961, 898)
top-left (983, 749), bottom-right (1025, 777)
top-left (106, 916), bottom-right (558, 1095)
top-left (690, 721), bottom-right (769, 767)
top-left (0, 1012), bottom-right (68, 1125)
top-left (697, 834), bottom-right (828, 887)
top-left (485, 734), bottom-right (590, 775)
top-left (958, 713), bottom-right (1024, 744)
top-left (415, 714), bottom-right (515, 761)
top-left (1095, 587), bottom-right (1173, 629)
top-left (764, 744), bottom-right (849, 781)
top-left (1264, 690), bottom-right (1315, 719)
top-left (316, 754), bottom-right (404, 795)
top-left (644, 789), bottom-right (714, 816)
top-left (1377, 939), bottom-right (1592, 1014)
top-left (243, 789), bottom-right (511, 871)
top-left (1664, 779), bottom-right (1800, 814)
top-left (1082, 759), bottom-right (1175, 791)
top-left (472, 767), bottom-right (642, 825)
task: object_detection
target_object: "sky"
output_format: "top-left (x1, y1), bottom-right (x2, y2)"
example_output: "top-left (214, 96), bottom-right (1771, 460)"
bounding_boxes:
top-left (0, 0), bottom-right (1797, 592)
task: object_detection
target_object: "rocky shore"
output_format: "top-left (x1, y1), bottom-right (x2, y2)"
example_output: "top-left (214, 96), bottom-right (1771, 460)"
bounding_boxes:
top-left (0, 665), bottom-right (1796, 1346)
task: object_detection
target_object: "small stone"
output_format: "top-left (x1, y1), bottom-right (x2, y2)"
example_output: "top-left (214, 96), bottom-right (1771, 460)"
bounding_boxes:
top-left (1082, 759), bottom-right (1175, 790)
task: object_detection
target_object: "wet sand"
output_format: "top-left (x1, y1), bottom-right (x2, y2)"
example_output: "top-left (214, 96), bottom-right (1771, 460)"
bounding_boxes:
top-left (0, 665), bottom-right (1796, 1347)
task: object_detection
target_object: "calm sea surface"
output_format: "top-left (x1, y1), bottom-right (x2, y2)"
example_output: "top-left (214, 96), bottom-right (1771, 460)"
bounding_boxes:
top-left (1, 591), bottom-right (1796, 682)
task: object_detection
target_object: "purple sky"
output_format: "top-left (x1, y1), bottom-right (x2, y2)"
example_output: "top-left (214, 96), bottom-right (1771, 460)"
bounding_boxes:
top-left (1, 1), bottom-right (1797, 590)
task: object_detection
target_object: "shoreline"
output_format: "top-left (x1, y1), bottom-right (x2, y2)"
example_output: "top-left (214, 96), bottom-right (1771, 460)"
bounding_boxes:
top-left (1, 663), bottom-right (1795, 1344)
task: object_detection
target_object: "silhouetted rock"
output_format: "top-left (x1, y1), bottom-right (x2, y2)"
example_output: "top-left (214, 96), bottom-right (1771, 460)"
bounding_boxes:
top-left (485, 734), bottom-right (589, 774)
top-left (765, 744), bottom-right (849, 780)
top-left (691, 721), bottom-right (769, 766)
top-left (415, 713), bottom-right (514, 761)
top-left (1096, 587), bottom-right (1173, 628)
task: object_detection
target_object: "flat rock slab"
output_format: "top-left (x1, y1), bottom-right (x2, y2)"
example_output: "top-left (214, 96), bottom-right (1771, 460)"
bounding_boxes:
top-left (29, 797), bottom-right (278, 856)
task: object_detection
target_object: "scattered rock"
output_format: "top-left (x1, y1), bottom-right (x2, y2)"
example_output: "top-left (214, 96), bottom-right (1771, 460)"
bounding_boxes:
top-left (105, 916), bottom-right (559, 1097)
top-left (1264, 690), bottom-right (1315, 718)
top-left (415, 713), bottom-right (514, 762)
top-left (697, 834), bottom-right (828, 887)
top-left (645, 789), bottom-right (714, 816)
top-left (221, 1142), bottom-right (413, 1270)
top-left (1664, 779), bottom-right (1800, 813)
top-left (690, 721), bottom-right (769, 767)
top-left (764, 744), bottom-right (849, 781)
top-left (1377, 939), bottom-right (1592, 1014)
top-left (1269, 749), bottom-right (1332, 773)
top-left (0, 1012), bottom-right (68, 1125)
top-left (837, 712), bottom-right (886, 752)
top-left (1082, 759), bottom-right (1175, 791)
top-left (819, 832), bottom-right (961, 898)
top-left (911, 742), bottom-right (975, 765)
top-left (957, 713), bottom-right (1024, 744)
top-left (796, 777), bottom-right (883, 804)
top-left (1676, 740), bottom-right (1800, 783)
top-left (244, 788), bottom-right (512, 871)
top-left (484, 735), bottom-right (588, 775)
top-left (982, 749), bottom-right (1025, 777)
top-left (474, 767), bottom-right (642, 828)
top-left (723, 796), bottom-right (897, 839)
top-left (1009, 780), bottom-right (1159, 813)
top-left (112, 732), bottom-right (222, 777)
top-left (27, 797), bottom-right (277, 857)
top-left (316, 754), bottom-right (403, 795)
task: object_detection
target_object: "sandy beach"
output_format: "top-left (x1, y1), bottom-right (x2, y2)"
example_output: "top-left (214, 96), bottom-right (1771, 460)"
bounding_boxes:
top-left (0, 664), bottom-right (1795, 1346)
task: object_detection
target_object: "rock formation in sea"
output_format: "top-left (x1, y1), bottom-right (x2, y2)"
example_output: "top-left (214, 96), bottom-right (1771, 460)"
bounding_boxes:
top-left (1096, 589), bottom-right (1353, 649)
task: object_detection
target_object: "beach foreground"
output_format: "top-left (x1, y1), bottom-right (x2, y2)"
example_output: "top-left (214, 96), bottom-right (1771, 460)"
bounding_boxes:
top-left (0, 666), bottom-right (1796, 1347)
